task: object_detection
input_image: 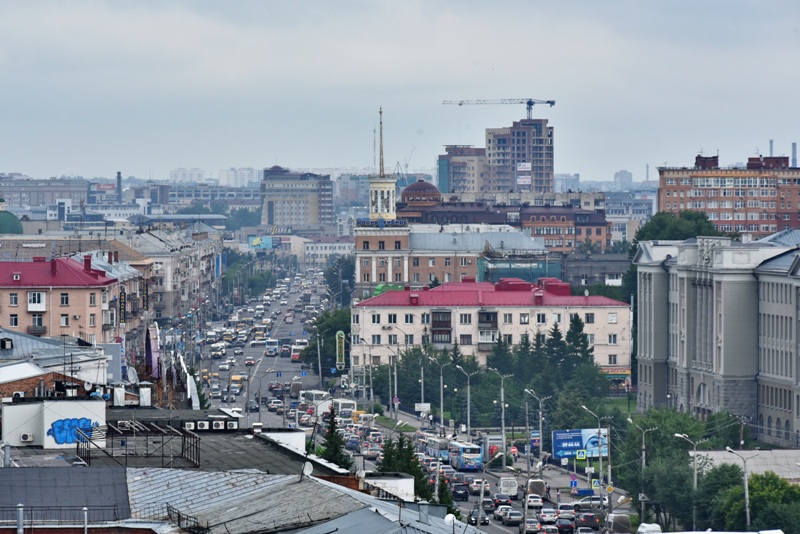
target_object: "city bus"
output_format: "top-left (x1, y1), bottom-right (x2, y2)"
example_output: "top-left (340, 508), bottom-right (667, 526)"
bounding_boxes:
top-left (449, 441), bottom-right (483, 471)
top-left (425, 436), bottom-right (450, 462)
top-left (265, 338), bottom-right (280, 355)
top-left (299, 390), bottom-right (329, 404)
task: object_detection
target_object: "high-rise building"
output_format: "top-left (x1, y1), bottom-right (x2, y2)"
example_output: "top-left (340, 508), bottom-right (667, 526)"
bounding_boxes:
top-left (260, 166), bottom-right (334, 228)
top-left (486, 118), bottom-right (554, 194)
top-left (219, 168), bottom-right (260, 188)
top-left (437, 146), bottom-right (486, 194)
top-left (658, 154), bottom-right (800, 237)
top-left (169, 168), bottom-right (206, 183)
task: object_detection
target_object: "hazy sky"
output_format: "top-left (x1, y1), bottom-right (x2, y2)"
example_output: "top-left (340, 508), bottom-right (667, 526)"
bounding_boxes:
top-left (2, 1), bottom-right (800, 183)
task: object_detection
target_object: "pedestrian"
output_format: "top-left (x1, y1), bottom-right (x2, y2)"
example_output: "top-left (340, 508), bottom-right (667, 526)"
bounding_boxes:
top-left (545, 483), bottom-right (551, 501)
top-left (556, 488), bottom-right (561, 503)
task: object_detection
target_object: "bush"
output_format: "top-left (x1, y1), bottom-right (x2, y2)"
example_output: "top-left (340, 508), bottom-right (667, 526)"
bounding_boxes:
top-left (372, 403), bottom-right (385, 416)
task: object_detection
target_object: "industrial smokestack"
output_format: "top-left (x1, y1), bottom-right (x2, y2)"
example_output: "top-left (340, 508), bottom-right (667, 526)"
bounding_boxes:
top-left (116, 171), bottom-right (122, 201)
top-left (770, 139), bottom-right (774, 157)
top-left (793, 143), bottom-right (797, 167)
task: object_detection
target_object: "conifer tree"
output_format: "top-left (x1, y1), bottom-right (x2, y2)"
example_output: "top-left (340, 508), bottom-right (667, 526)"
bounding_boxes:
top-left (321, 406), bottom-right (353, 469)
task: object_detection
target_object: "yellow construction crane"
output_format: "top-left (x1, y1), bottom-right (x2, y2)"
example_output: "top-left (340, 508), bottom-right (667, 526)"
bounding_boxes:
top-left (442, 98), bottom-right (555, 119)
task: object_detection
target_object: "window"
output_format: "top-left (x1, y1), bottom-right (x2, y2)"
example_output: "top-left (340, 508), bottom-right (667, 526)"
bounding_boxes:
top-left (60, 314), bottom-right (69, 327)
top-left (351, 334), bottom-right (360, 345)
top-left (444, 273), bottom-right (451, 282)
top-left (428, 258), bottom-right (435, 267)
top-left (460, 334), bottom-right (473, 345)
top-left (459, 313), bottom-right (472, 325)
top-left (520, 313), bottom-right (530, 325)
top-left (585, 313), bottom-right (595, 324)
top-left (404, 334), bottom-right (414, 345)
top-left (394, 273), bottom-right (402, 282)
top-left (429, 273), bottom-right (436, 282)
top-left (388, 334), bottom-right (398, 345)
top-left (553, 313), bottom-right (562, 324)
top-left (413, 257), bottom-right (420, 267)
top-left (9, 314), bottom-right (18, 327)
top-left (362, 241), bottom-right (370, 250)
top-left (31, 313), bottom-right (43, 327)
top-left (362, 258), bottom-right (370, 267)
top-left (404, 314), bottom-right (414, 324)
top-left (460, 257), bottom-right (469, 267)
top-left (371, 334), bottom-right (381, 345)
top-left (608, 334), bottom-right (618, 345)
top-left (60, 293), bottom-right (69, 306)
top-left (421, 313), bottom-right (431, 324)
top-left (503, 313), bottom-right (513, 324)
top-left (608, 354), bottom-right (618, 365)
top-left (608, 313), bottom-right (618, 324)
top-left (503, 334), bottom-right (513, 344)
top-left (413, 273), bottom-right (420, 282)
top-left (9, 293), bottom-right (17, 306)
top-left (362, 273), bottom-right (370, 282)
top-left (379, 273), bottom-right (386, 282)
top-left (28, 292), bottom-right (44, 305)
top-left (537, 333), bottom-right (546, 344)
top-left (371, 314), bottom-right (381, 324)
top-left (388, 313), bottom-right (397, 324)
top-left (536, 313), bottom-right (547, 324)
top-left (445, 257), bottom-right (451, 267)
top-left (352, 315), bottom-right (360, 324)
top-left (479, 330), bottom-right (499, 343)
top-left (587, 334), bottom-right (595, 345)
top-left (394, 240), bottom-right (401, 250)
top-left (378, 241), bottom-right (385, 250)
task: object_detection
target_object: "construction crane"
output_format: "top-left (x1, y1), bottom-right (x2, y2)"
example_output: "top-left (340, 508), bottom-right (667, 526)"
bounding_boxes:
top-left (442, 98), bottom-right (555, 119)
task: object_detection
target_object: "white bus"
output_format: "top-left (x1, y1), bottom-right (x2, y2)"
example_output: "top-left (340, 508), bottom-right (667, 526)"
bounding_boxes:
top-left (299, 390), bottom-right (329, 404)
top-left (265, 338), bottom-right (280, 355)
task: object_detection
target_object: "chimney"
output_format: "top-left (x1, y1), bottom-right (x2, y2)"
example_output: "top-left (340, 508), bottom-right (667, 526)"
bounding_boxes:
top-left (108, 251), bottom-right (113, 264)
top-left (114, 251), bottom-right (119, 263)
top-left (116, 171), bottom-right (123, 201)
top-left (83, 255), bottom-right (91, 271)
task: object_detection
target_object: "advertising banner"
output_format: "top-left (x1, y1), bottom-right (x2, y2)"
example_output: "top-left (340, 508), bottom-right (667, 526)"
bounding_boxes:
top-left (551, 428), bottom-right (608, 459)
top-left (516, 175), bottom-right (532, 185)
top-left (118, 291), bottom-right (126, 325)
top-left (517, 162), bottom-right (532, 172)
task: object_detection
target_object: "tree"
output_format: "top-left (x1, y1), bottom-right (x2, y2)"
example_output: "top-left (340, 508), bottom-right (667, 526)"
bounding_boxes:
top-left (377, 435), bottom-right (432, 501)
top-left (301, 308), bottom-right (350, 382)
top-left (544, 323), bottom-right (567, 373)
top-left (324, 255), bottom-right (355, 306)
top-left (321, 406), bottom-right (352, 469)
top-left (565, 313), bottom-right (593, 370)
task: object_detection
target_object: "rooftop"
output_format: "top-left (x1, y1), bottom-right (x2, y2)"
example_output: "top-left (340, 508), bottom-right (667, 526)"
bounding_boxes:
top-left (0, 257), bottom-right (116, 288)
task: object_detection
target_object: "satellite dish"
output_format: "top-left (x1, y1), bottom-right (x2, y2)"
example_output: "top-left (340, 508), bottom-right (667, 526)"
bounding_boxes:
top-left (444, 514), bottom-right (456, 526)
top-left (84, 382), bottom-right (94, 391)
top-left (302, 462), bottom-right (313, 477)
top-left (356, 469), bottom-right (365, 478)
top-left (128, 368), bottom-right (140, 385)
top-left (584, 289), bottom-right (589, 297)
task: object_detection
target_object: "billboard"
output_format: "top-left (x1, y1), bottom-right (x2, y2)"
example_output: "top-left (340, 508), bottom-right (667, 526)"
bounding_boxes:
top-left (551, 428), bottom-right (608, 459)
top-left (517, 162), bottom-right (532, 172)
top-left (89, 182), bottom-right (117, 192)
top-left (248, 236), bottom-right (275, 249)
top-left (516, 175), bottom-right (532, 185)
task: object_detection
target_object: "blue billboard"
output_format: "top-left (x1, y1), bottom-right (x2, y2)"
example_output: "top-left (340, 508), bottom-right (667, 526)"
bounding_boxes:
top-left (551, 428), bottom-right (608, 460)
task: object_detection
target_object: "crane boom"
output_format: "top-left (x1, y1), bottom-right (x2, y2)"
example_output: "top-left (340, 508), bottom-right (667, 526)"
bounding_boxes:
top-left (442, 98), bottom-right (555, 119)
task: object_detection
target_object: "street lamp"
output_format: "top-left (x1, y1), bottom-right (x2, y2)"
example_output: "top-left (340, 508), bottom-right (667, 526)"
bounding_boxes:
top-left (428, 356), bottom-right (451, 436)
top-left (525, 389), bottom-right (552, 470)
top-left (455, 365), bottom-right (480, 439)
top-left (726, 446), bottom-right (758, 528)
top-left (675, 433), bottom-right (710, 530)
top-left (628, 418), bottom-right (657, 521)
top-left (478, 452), bottom-right (504, 513)
top-left (581, 405), bottom-right (605, 494)
top-left (488, 368), bottom-right (512, 461)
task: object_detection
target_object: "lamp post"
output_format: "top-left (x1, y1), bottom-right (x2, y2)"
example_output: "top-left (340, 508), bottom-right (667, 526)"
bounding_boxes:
top-left (525, 389), bottom-right (552, 468)
top-left (628, 418), bottom-right (657, 520)
top-left (488, 368), bottom-right (512, 460)
top-left (726, 446), bottom-right (758, 529)
top-left (256, 368), bottom-right (274, 424)
top-left (478, 452), bottom-right (504, 515)
top-left (675, 433), bottom-right (709, 531)
top-left (455, 365), bottom-right (479, 439)
top-left (581, 405), bottom-right (605, 492)
top-left (429, 356), bottom-right (451, 436)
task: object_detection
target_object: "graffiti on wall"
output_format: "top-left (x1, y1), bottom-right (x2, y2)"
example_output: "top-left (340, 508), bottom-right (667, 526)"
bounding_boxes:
top-left (46, 418), bottom-right (99, 445)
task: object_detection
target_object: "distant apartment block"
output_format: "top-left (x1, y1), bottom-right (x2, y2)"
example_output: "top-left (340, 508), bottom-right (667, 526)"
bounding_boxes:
top-left (555, 173), bottom-right (580, 193)
top-left (0, 178), bottom-right (87, 208)
top-left (219, 168), bottom-right (260, 188)
top-left (260, 166), bottom-right (334, 228)
top-left (169, 168), bottom-right (207, 183)
top-left (486, 118), bottom-right (554, 195)
top-left (658, 154), bottom-right (800, 237)
top-left (437, 146), bottom-right (486, 195)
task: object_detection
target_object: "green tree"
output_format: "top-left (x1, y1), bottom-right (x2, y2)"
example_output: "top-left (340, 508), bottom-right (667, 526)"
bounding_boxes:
top-left (225, 207), bottom-right (262, 230)
top-left (565, 313), bottom-right (593, 367)
top-left (544, 323), bottom-right (567, 372)
top-left (429, 276), bottom-right (441, 288)
top-left (321, 406), bottom-right (353, 469)
top-left (695, 463), bottom-right (742, 530)
top-left (377, 435), bottom-right (433, 501)
top-left (324, 255), bottom-right (355, 307)
top-left (437, 482), bottom-right (461, 519)
top-left (301, 309), bottom-right (351, 382)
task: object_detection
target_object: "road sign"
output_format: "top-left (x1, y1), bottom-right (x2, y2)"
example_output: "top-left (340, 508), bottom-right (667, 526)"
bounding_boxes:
top-left (576, 449), bottom-right (587, 460)
top-left (561, 458), bottom-right (568, 467)
top-left (570, 480), bottom-right (578, 488)
top-left (585, 467), bottom-right (595, 474)
top-left (592, 479), bottom-right (600, 488)
top-left (336, 331), bottom-right (346, 371)
top-left (276, 371), bottom-right (282, 378)
top-left (330, 368), bottom-right (337, 374)
top-left (303, 330), bottom-right (307, 336)
top-left (571, 488), bottom-right (578, 496)
top-left (415, 403), bottom-right (431, 412)
top-left (301, 371), bottom-right (307, 377)
top-left (290, 331), bottom-right (293, 336)
top-left (607, 485), bottom-right (614, 493)
top-left (570, 473), bottom-right (577, 481)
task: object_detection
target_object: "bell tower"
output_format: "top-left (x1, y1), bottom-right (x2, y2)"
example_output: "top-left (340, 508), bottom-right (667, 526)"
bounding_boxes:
top-left (369, 108), bottom-right (397, 221)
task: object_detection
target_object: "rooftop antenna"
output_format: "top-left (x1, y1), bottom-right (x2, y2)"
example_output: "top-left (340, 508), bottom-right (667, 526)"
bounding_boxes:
top-left (379, 108), bottom-right (385, 178)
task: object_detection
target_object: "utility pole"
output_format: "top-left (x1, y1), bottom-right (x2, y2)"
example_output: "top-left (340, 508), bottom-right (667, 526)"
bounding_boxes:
top-left (456, 365), bottom-right (479, 439)
top-left (316, 331), bottom-right (323, 390)
top-left (489, 368), bottom-right (512, 460)
top-left (428, 356), bottom-right (450, 436)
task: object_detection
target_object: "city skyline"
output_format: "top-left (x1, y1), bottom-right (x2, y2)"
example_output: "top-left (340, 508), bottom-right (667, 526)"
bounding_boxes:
top-left (2, 1), bottom-right (799, 182)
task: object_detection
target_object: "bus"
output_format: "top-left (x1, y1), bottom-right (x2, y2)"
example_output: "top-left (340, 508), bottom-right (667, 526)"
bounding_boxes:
top-left (425, 436), bottom-right (450, 462)
top-left (210, 342), bottom-right (227, 359)
top-left (299, 390), bottom-right (329, 404)
top-left (333, 398), bottom-right (357, 419)
top-left (449, 441), bottom-right (483, 471)
top-left (265, 338), bottom-right (280, 355)
top-left (253, 325), bottom-right (267, 339)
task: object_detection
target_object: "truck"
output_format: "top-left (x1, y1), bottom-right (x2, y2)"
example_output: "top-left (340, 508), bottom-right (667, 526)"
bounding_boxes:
top-left (289, 381), bottom-right (303, 399)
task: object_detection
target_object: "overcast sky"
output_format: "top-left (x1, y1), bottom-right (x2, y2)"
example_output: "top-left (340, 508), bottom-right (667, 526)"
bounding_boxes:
top-left (2, 1), bottom-right (800, 183)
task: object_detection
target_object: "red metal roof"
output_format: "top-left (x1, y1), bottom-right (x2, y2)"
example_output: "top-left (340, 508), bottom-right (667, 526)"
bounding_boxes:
top-left (356, 278), bottom-right (626, 308)
top-left (0, 257), bottom-right (117, 288)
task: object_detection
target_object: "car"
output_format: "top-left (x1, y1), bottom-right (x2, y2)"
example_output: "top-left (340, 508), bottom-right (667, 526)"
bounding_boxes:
top-left (556, 503), bottom-right (576, 520)
top-left (246, 307), bottom-right (255, 313)
top-left (221, 393), bottom-right (236, 403)
top-left (493, 505), bottom-right (513, 521)
top-left (469, 478), bottom-right (491, 495)
top-left (250, 339), bottom-right (267, 347)
top-left (234, 348), bottom-right (244, 355)
top-left (267, 399), bottom-right (283, 412)
top-left (244, 356), bottom-right (256, 366)
top-left (540, 508), bottom-right (558, 523)
top-left (247, 400), bottom-right (259, 412)
top-left (579, 495), bottom-right (609, 508)
top-left (556, 518), bottom-right (575, 534)
top-left (520, 517), bottom-right (542, 534)
top-left (493, 493), bottom-right (512, 508)
top-left (451, 483), bottom-right (470, 501)
top-left (504, 511), bottom-right (524, 526)
top-left (468, 510), bottom-right (489, 526)
top-left (299, 413), bottom-right (312, 426)
top-left (576, 527), bottom-right (595, 534)
top-left (451, 472), bottom-right (467, 485)
top-left (280, 299), bottom-right (288, 305)
top-left (231, 340), bottom-right (245, 348)
top-left (345, 436), bottom-right (361, 451)
top-left (229, 384), bottom-right (241, 395)
top-left (481, 498), bottom-right (495, 513)
top-left (218, 362), bottom-right (230, 371)
top-left (362, 445), bottom-right (381, 460)
top-left (526, 494), bottom-right (544, 509)
top-left (575, 513), bottom-right (600, 531)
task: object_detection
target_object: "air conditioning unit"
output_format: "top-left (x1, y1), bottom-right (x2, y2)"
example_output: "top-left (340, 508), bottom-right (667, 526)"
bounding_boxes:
top-left (73, 315), bottom-right (81, 320)
top-left (20, 433), bottom-right (33, 442)
top-left (183, 422), bottom-right (195, 431)
top-left (381, 325), bottom-right (392, 330)
top-left (12, 391), bottom-right (24, 399)
top-left (226, 421), bottom-right (239, 430)
top-left (212, 421), bottom-right (225, 430)
top-left (196, 421), bottom-right (210, 431)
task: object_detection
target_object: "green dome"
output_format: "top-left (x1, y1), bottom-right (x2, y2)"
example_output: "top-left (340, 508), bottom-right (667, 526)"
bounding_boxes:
top-left (0, 211), bottom-right (23, 234)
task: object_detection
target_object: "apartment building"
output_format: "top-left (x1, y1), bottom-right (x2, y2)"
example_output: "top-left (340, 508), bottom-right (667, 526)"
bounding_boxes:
top-left (350, 277), bottom-right (631, 379)
top-left (485, 118), bottom-right (554, 195)
top-left (658, 154), bottom-right (800, 237)
top-left (303, 237), bottom-right (354, 269)
top-left (634, 235), bottom-right (799, 445)
top-left (437, 145), bottom-right (487, 195)
top-left (260, 166), bottom-right (334, 227)
top-left (0, 177), bottom-right (87, 208)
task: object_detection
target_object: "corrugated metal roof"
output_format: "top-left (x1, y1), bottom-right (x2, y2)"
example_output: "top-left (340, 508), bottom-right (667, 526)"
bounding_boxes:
top-left (758, 228), bottom-right (800, 247)
top-left (0, 257), bottom-right (116, 287)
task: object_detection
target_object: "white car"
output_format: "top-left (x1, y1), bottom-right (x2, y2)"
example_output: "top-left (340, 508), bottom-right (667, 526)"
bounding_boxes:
top-left (280, 299), bottom-right (288, 305)
top-left (580, 495), bottom-right (609, 508)
top-left (218, 362), bottom-right (230, 371)
top-left (493, 505), bottom-right (513, 521)
top-left (526, 494), bottom-right (544, 509)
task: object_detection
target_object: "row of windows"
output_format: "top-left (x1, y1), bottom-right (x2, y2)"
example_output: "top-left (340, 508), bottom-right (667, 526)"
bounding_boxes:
top-left (10, 292), bottom-right (101, 306)
top-left (357, 311), bottom-right (614, 326)
top-left (361, 272), bottom-right (469, 283)
top-left (7, 313), bottom-right (99, 327)
top-left (361, 257), bottom-right (471, 268)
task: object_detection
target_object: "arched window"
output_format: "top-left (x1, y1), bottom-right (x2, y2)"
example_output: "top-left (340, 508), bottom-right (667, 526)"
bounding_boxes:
top-left (767, 416), bottom-right (773, 436)
top-left (785, 420), bottom-right (791, 441)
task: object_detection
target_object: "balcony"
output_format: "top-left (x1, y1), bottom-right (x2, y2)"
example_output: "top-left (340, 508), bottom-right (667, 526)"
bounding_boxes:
top-left (27, 325), bottom-right (47, 336)
top-left (102, 323), bottom-right (114, 331)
